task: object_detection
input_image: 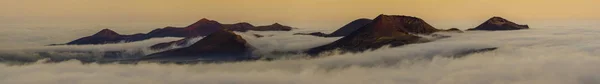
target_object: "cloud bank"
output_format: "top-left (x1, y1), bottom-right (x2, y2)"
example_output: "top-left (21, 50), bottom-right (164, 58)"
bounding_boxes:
top-left (2, 26), bottom-right (600, 84)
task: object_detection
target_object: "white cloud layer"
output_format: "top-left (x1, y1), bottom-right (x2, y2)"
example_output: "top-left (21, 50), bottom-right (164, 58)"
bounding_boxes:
top-left (2, 24), bottom-right (600, 84)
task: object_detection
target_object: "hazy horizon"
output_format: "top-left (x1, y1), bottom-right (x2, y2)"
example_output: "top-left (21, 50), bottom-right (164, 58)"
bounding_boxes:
top-left (2, 0), bottom-right (600, 29)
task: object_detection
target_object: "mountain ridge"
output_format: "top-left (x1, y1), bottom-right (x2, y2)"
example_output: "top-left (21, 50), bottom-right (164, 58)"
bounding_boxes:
top-left (55, 18), bottom-right (294, 45)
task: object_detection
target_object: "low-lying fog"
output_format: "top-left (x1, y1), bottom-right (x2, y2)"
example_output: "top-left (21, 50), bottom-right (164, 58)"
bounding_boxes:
top-left (2, 22), bottom-right (600, 84)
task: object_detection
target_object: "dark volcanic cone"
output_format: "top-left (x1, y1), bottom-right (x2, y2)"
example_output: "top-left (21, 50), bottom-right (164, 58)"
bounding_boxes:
top-left (251, 23), bottom-right (293, 31)
top-left (306, 14), bottom-right (438, 55)
top-left (66, 29), bottom-right (124, 45)
top-left (142, 29), bottom-right (256, 62)
top-left (147, 18), bottom-right (223, 38)
top-left (467, 17), bottom-right (529, 31)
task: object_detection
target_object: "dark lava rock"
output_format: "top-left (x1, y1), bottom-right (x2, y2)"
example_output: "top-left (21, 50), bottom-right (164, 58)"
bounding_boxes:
top-left (141, 29), bottom-right (256, 62)
top-left (306, 14), bottom-right (438, 55)
top-left (251, 23), bottom-right (293, 31)
top-left (467, 17), bottom-right (529, 31)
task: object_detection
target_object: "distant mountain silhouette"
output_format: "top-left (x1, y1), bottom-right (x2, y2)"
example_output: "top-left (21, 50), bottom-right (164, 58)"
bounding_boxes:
top-left (56, 18), bottom-right (294, 45)
top-left (145, 18), bottom-right (223, 38)
top-left (66, 29), bottom-right (131, 45)
top-left (223, 22), bottom-right (294, 32)
top-left (467, 17), bottom-right (529, 31)
top-left (295, 19), bottom-right (373, 37)
top-left (307, 14), bottom-right (438, 55)
top-left (62, 18), bottom-right (223, 45)
top-left (141, 29), bottom-right (256, 62)
top-left (439, 28), bottom-right (464, 33)
top-left (251, 23), bottom-right (293, 31)
top-left (446, 28), bottom-right (461, 31)
top-left (223, 22), bottom-right (255, 32)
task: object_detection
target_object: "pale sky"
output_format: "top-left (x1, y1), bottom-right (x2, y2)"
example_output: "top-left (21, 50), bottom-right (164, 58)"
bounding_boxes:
top-left (1, 0), bottom-right (599, 28)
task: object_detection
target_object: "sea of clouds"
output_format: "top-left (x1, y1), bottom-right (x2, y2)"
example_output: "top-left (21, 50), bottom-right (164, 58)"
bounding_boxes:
top-left (2, 22), bottom-right (600, 84)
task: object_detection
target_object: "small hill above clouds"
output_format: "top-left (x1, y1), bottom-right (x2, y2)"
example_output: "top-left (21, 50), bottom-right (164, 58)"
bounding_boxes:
top-left (141, 29), bottom-right (256, 62)
top-left (223, 22), bottom-right (255, 32)
top-left (93, 29), bottom-right (121, 37)
top-left (307, 14), bottom-right (439, 55)
top-left (66, 29), bottom-right (125, 45)
top-left (296, 15), bottom-right (450, 38)
top-left (373, 15), bottom-right (440, 34)
top-left (222, 22), bottom-right (293, 32)
top-left (180, 18), bottom-right (224, 37)
top-left (251, 23), bottom-right (293, 31)
top-left (467, 17), bottom-right (529, 31)
top-left (145, 18), bottom-right (224, 38)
